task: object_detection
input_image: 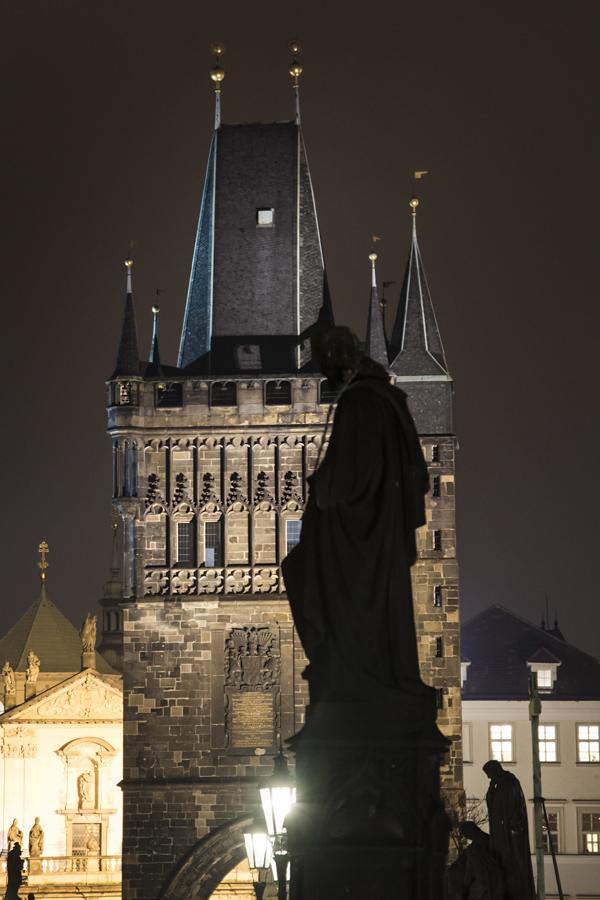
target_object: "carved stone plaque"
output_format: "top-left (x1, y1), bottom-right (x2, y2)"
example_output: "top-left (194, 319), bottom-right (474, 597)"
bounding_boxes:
top-left (227, 690), bottom-right (276, 752)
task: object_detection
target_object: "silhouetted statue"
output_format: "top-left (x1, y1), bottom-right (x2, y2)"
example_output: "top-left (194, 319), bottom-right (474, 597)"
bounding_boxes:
top-left (7, 819), bottom-right (22, 851)
top-left (447, 822), bottom-right (505, 900)
top-left (283, 327), bottom-right (433, 710)
top-left (5, 843), bottom-right (23, 899)
top-left (2, 662), bottom-right (15, 695)
top-left (80, 614), bottom-right (97, 652)
top-left (26, 650), bottom-right (40, 685)
top-left (29, 817), bottom-right (44, 856)
top-left (483, 760), bottom-right (535, 900)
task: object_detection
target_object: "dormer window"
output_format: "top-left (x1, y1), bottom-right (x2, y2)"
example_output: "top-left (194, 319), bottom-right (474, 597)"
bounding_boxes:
top-left (527, 649), bottom-right (562, 693)
top-left (257, 208), bottom-right (274, 227)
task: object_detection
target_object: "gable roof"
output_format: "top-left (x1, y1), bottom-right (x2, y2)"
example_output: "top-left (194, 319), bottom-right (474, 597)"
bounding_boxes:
top-left (0, 669), bottom-right (122, 723)
top-left (0, 585), bottom-right (116, 675)
top-left (461, 605), bottom-right (600, 700)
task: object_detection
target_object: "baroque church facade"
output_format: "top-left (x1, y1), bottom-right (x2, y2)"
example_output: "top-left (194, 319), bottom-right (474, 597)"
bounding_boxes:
top-left (107, 56), bottom-right (462, 899)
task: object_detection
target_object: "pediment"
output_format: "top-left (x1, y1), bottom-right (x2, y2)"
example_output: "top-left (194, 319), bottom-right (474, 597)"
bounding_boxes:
top-left (8, 671), bottom-right (122, 722)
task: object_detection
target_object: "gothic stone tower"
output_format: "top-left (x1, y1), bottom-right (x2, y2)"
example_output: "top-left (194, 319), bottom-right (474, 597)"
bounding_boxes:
top-left (107, 74), bottom-right (462, 900)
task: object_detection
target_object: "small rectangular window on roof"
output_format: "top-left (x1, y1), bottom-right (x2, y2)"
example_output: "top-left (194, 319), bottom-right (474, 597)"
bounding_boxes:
top-left (257, 208), bottom-right (274, 227)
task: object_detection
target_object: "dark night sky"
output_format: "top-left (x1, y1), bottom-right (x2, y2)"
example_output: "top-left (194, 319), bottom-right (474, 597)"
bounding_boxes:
top-left (2, 2), bottom-right (599, 656)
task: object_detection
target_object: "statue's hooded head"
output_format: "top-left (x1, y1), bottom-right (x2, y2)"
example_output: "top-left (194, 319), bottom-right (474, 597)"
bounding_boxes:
top-left (483, 759), bottom-right (503, 782)
top-left (312, 326), bottom-right (361, 390)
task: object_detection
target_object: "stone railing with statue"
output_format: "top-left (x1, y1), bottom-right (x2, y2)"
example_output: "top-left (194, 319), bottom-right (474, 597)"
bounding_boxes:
top-left (0, 855), bottom-right (122, 881)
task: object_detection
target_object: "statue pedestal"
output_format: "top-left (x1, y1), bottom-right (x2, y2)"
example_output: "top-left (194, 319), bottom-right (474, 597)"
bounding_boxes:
top-left (82, 651), bottom-right (96, 670)
top-left (287, 701), bottom-right (450, 900)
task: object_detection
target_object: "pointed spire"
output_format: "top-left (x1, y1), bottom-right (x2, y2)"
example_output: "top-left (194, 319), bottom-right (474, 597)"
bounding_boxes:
top-left (146, 303), bottom-right (163, 376)
top-left (389, 196), bottom-right (449, 377)
top-left (289, 42), bottom-right (303, 125)
top-left (365, 253), bottom-right (388, 366)
top-left (38, 540), bottom-right (49, 584)
top-left (112, 258), bottom-right (140, 378)
top-left (210, 43), bottom-right (225, 129)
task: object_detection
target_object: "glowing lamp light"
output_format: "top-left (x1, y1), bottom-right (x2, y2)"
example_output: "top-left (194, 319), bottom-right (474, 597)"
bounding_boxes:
top-left (259, 752), bottom-right (296, 838)
top-left (243, 829), bottom-right (273, 900)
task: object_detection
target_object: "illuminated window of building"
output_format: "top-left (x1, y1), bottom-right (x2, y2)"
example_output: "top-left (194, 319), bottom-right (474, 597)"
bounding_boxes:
top-left (537, 668), bottom-right (553, 689)
top-left (177, 522), bottom-right (195, 566)
top-left (581, 811), bottom-right (600, 853)
top-left (257, 208), bottom-right (274, 227)
top-left (577, 725), bottom-right (600, 763)
top-left (432, 476), bottom-right (441, 498)
top-left (462, 724), bottom-right (473, 764)
top-left (286, 520), bottom-right (302, 556)
top-left (204, 520), bottom-right (223, 567)
top-left (539, 724), bottom-right (558, 763)
top-left (433, 530), bottom-right (442, 551)
top-left (542, 810), bottom-right (560, 854)
top-left (490, 724), bottom-right (514, 762)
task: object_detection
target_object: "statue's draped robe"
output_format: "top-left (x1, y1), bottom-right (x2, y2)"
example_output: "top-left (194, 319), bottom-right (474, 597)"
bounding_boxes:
top-left (448, 834), bottom-right (505, 900)
top-left (486, 772), bottom-right (536, 900)
top-left (283, 363), bottom-right (434, 710)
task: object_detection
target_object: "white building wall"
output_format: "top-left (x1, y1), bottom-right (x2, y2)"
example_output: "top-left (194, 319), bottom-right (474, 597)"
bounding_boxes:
top-left (463, 699), bottom-right (600, 898)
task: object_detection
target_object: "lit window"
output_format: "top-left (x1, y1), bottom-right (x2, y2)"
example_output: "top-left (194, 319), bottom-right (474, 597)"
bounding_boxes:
top-left (581, 812), bottom-right (600, 853)
top-left (537, 669), bottom-right (553, 689)
top-left (542, 810), bottom-right (560, 854)
top-left (177, 522), bottom-right (195, 566)
top-left (286, 520), bottom-right (302, 556)
top-left (462, 723), bottom-right (473, 763)
top-left (577, 725), bottom-right (600, 763)
top-left (433, 585), bottom-right (443, 607)
top-left (490, 724), bottom-right (514, 762)
top-left (539, 724), bottom-right (558, 763)
top-left (257, 208), bottom-right (274, 227)
top-left (204, 520), bottom-right (223, 567)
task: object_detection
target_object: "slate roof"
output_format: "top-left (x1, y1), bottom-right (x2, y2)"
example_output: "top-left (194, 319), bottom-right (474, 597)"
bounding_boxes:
top-left (461, 605), bottom-right (600, 700)
top-left (112, 290), bottom-right (140, 378)
top-left (389, 212), bottom-right (449, 378)
top-left (178, 122), bottom-right (333, 371)
top-left (0, 585), bottom-right (115, 674)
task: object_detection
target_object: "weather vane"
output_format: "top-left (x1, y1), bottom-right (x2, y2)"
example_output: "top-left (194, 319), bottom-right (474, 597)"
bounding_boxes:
top-left (38, 540), bottom-right (49, 583)
top-left (210, 43), bottom-right (225, 129)
top-left (289, 42), bottom-right (303, 124)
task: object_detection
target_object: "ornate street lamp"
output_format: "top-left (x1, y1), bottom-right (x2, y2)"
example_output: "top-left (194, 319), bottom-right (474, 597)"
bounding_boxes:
top-left (243, 828), bottom-right (273, 900)
top-left (259, 751), bottom-right (296, 900)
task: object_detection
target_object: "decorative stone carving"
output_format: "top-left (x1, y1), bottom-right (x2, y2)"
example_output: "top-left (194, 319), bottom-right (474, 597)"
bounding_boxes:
top-left (7, 819), bottom-right (23, 851)
top-left (172, 569), bottom-right (197, 595)
top-left (34, 672), bottom-right (121, 720)
top-left (77, 771), bottom-right (93, 809)
top-left (198, 568), bottom-right (224, 594)
top-left (282, 470), bottom-right (302, 503)
top-left (227, 472), bottom-right (247, 504)
top-left (2, 661), bottom-right (15, 694)
top-left (254, 471), bottom-right (274, 504)
top-left (225, 568), bottom-right (251, 594)
top-left (26, 650), bottom-right (40, 685)
top-left (28, 818), bottom-right (44, 857)
top-left (253, 568), bottom-right (279, 594)
top-left (200, 472), bottom-right (218, 504)
top-left (144, 569), bottom-right (169, 595)
top-left (224, 627), bottom-right (279, 690)
top-left (1, 726), bottom-right (37, 758)
top-left (145, 473), bottom-right (162, 507)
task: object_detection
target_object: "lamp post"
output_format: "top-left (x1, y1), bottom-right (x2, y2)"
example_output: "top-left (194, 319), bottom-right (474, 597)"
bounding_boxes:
top-left (243, 828), bottom-right (273, 900)
top-left (259, 752), bottom-right (296, 900)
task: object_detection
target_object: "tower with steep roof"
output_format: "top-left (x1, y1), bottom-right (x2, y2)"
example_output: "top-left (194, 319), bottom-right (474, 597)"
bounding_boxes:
top-left (107, 54), bottom-right (462, 899)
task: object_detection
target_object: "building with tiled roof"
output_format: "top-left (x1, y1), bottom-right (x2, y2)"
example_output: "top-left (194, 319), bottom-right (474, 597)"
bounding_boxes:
top-left (0, 555), bottom-right (123, 900)
top-left (461, 605), bottom-right (600, 898)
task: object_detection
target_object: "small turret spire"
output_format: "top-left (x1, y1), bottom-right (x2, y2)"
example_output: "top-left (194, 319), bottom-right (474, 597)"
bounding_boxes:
top-left (210, 43), bottom-right (225, 129)
top-left (38, 540), bottom-right (49, 584)
top-left (146, 302), bottom-right (163, 375)
top-left (365, 253), bottom-right (388, 366)
top-left (289, 41), bottom-right (303, 125)
top-left (112, 258), bottom-right (140, 378)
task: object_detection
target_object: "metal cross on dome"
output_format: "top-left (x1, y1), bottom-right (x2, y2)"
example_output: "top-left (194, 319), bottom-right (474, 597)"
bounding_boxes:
top-left (38, 540), bottom-right (49, 582)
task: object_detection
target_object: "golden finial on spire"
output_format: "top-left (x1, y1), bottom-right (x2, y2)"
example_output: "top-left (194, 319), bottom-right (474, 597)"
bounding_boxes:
top-left (409, 197), bottom-right (419, 217)
top-left (152, 304), bottom-right (160, 316)
top-left (124, 258), bottom-right (133, 269)
top-left (210, 43), bottom-right (225, 85)
top-left (369, 253), bottom-right (378, 263)
top-left (38, 540), bottom-right (49, 583)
